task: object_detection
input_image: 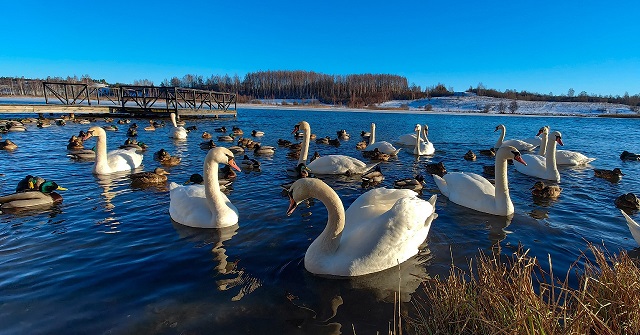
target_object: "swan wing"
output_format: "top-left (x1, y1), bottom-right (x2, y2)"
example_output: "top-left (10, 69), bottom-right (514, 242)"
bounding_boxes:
top-left (397, 133), bottom-right (421, 146)
top-left (169, 183), bottom-right (213, 228)
top-left (365, 141), bottom-right (401, 155)
top-left (173, 127), bottom-right (188, 139)
top-left (514, 153), bottom-right (548, 178)
top-left (106, 149), bottom-right (143, 172)
top-left (556, 149), bottom-right (596, 166)
top-left (308, 155), bottom-right (377, 175)
top-left (502, 139), bottom-right (537, 152)
top-left (620, 210), bottom-right (640, 246)
top-left (333, 189), bottom-right (435, 276)
top-left (436, 172), bottom-right (501, 214)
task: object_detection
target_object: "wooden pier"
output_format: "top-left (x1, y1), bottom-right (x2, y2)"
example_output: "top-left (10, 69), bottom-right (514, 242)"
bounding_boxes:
top-left (0, 82), bottom-right (238, 118)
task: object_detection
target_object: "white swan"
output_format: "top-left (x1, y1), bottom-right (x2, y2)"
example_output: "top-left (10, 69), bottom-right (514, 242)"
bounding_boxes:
top-left (286, 177), bottom-right (438, 276)
top-left (494, 124), bottom-right (537, 152)
top-left (296, 121), bottom-right (378, 175)
top-left (433, 146), bottom-right (526, 216)
top-left (413, 125), bottom-right (435, 156)
top-left (169, 147), bottom-right (241, 228)
top-left (82, 126), bottom-right (143, 174)
top-left (515, 130), bottom-right (563, 182)
top-left (397, 124), bottom-right (426, 146)
top-left (364, 123), bottom-right (401, 155)
top-left (620, 210), bottom-right (640, 246)
top-left (537, 126), bottom-right (596, 166)
top-left (170, 113), bottom-right (188, 140)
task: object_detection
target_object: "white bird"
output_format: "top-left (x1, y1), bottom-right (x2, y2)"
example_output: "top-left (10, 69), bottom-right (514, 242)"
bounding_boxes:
top-left (433, 146), bottom-right (526, 216)
top-left (286, 178), bottom-right (437, 276)
top-left (620, 210), bottom-right (640, 246)
top-left (413, 124), bottom-right (435, 156)
top-left (169, 147), bottom-right (241, 228)
top-left (537, 126), bottom-right (596, 166)
top-left (494, 124), bottom-right (537, 152)
top-left (296, 121), bottom-right (378, 175)
top-left (81, 126), bottom-right (143, 174)
top-left (515, 130), bottom-right (563, 182)
top-left (364, 123), bottom-right (401, 155)
top-left (169, 113), bottom-right (188, 140)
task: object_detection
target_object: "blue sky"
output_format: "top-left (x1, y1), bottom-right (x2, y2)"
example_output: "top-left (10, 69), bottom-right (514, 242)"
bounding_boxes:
top-left (1, 0), bottom-right (638, 96)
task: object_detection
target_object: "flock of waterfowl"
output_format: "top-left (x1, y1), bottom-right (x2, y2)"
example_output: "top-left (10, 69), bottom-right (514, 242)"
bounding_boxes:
top-left (1, 115), bottom-right (639, 277)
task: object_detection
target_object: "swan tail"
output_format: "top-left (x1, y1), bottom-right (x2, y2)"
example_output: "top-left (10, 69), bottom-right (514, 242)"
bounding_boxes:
top-left (169, 182), bottom-right (181, 190)
top-left (392, 148), bottom-right (402, 156)
top-left (427, 194), bottom-right (437, 207)
top-left (432, 175), bottom-right (449, 198)
top-left (362, 162), bottom-right (379, 174)
top-left (621, 210), bottom-right (640, 245)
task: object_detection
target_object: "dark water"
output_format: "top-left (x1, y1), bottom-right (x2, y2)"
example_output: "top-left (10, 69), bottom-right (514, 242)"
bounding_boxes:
top-left (1, 108), bottom-right (639, 334)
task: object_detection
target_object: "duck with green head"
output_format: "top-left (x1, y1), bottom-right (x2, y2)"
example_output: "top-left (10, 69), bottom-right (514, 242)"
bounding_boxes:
top-left (1, 179), bottom-right (67, 210)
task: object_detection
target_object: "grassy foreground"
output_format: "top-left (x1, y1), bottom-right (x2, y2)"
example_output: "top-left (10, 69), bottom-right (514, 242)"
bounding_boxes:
top-left (406, 244), bottom-right (640, 335)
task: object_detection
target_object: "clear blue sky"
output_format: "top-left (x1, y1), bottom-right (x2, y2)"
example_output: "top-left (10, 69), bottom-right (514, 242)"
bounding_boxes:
top-left (2, 0), bottom-right (638, 96)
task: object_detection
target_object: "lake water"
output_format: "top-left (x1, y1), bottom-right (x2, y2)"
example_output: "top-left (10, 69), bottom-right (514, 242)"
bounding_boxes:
top-left (1, 108), bottom-right (639, 334)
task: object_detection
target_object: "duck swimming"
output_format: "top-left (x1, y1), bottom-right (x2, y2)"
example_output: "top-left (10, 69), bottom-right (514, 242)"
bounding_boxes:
top-left (202, 131), bottom-right (212, 139)
top-left (425, 162), bottom-right (447, 177)
top-left (464, 150), bottom-right (477, 161)
top-left (615, 193), bottom-right (640, 210)
top-left (620, 151), bottom-right (640, 161)
top-left (594, 168), bottom-right (624, 182)
top-left (393, 175), bottom-right (426, 192)
top-left (129, 167), bottom-right (170, 186)
top-left (0, 139), bottom-right (17, 150)
top-left (0, 180), bottom-right (66, 210)
top-left (530, 181), bottom-right (562, 199)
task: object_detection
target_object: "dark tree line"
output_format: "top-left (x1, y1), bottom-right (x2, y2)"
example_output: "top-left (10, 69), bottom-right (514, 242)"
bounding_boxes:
top-left (469, 83), bottom-right (640, 110)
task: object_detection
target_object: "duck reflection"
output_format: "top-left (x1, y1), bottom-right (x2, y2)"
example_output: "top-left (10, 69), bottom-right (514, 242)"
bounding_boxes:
top-left (170, 222), bottom-right (261, 301)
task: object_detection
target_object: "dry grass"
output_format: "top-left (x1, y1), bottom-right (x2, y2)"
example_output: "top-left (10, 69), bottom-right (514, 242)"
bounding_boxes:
top-left (406, 243), bottom-right (640, 334)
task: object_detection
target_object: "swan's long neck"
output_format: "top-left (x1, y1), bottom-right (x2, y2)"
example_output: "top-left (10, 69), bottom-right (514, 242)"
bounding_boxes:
top-left (308, 182), bottom-right (344, 254)
top-left (538, 131), bottom-right (548, 156)
top-left (545, 135), bottom-right (558, 173)
top-left (494, 127), bottom-right (505, 149)
top-left (204, 158), bottom-right (225, 218)
top-left (423, 127), bottom-right (431, 144)
top-left (369, 123), bottom-right (376, 145)
top-left (298, 123), bottom-right (310, 165)
top-left (494, 154), bottom-right (512, 214)
top-left (414, 127), bottom-right (422, 155)
top-left (94, 131), bottom-right (110, 173)
top-left (170, 113), bottom-right (178, 128)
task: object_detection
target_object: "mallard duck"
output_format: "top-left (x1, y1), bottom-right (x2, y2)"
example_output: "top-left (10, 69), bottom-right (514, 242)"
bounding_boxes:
top-left (426, 161), bottom-right (447, 177)
top-left (154, 149), bottom-right (169, 161)
top-left (219, 165), bottom-right (237, 179)
top-left (67, 136), bottom-right (84, 150)
top-left (126, 127), bottom-right (138, 137)
top-left (214, 126), bottom-right (227, 133)
top-left (316, 136), bottom-right (330, 145)
top-left (254, 144), bottom-right (275, 155)
top-left (218, 134), bottom-right (235, 142)
top-left (144, 120), bottom-right (156, 131)
top-left (202, 131), bottom-right (212, 139)
top-left (362, 148), bottom-right (390, 161)
top-left (67, 149), bottom-right (96, 160)
top-left (186, 125), bottom-right (197, 132)
top-left (129, 167), bottom-right (170, 185)
top-left (15, 175), bottom-right (45, 192)
top-left (160, 155), bottom-right (181, 166)
top-left (594, 168), bottom-right (624, 182)
top-left (362, 165), bottom-right (384, 183)
top-left (200, 140), bottom-right (217, 150)
top-left (615, 193), bottom-right (640, 210)
top-left (531, 181), bottom-right (562, 199)
top-left (464, 150), bottom-right (477, 161)
top-left (117, 119), bottom-right (130, 124)
top-left (232, 126), bottom-right (243, 135)
top-left (337, 129), bottom-right (350, 140)
top-left (287, 150), bottom-right (301, 159)
top-left (310, 151), bottom-right (320, 163)
top-left (37, 120), bottom-right (51, 128)
top-left (120, 138), bottom-right (144, 151)
top-left (394, 175), bottom-right (425, 192)
top-left (241, 155), bottom-right (261, 169)
top-left (0, 180), bottom-right (66, 210)
top-left (356, 140), bottom-right (367, 150)
top-left (76, 119), bottom-right (91, 125)
top-left (152, 120), bottom-right (165, 128)
top-left (360, 130), bottom-right (371, 138)
top-left (479, 148), bottom-right (496, 157)
top-left (620, 151), bottom-right (640, 161)
top-left (0, 139), bottom-right (17, 150)
top-left (55, 119), bottom-right (66, 126)
top-left (483, 165), bottom-right (495, 176)
top-left (228, 146), bottom-right (245, 155)
top-left (278, 139), bottom-right (292, 147)
top-left (103, 125), bottom-right (118, 131)
top-left (252, 130), bottom-right (264, 137)
top-left (104, 117), bottom-right (114, 123)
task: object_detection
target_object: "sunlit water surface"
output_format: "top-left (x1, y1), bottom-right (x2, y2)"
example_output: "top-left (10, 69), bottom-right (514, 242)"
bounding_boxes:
top-left (1, 108), bottom-right (639, 334)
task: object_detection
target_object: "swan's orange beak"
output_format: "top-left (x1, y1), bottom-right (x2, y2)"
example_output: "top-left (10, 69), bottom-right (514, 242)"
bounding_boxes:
top-left (81, 131), bottom-right (93, 141)
top-left (291, 124), bottom-right (300, 134)
top-left (536, 129), bottom-right (544, 136)
top-left (514, 154), bottom-right (527, 166)
top-left (556, 137), bottom-right (564, 146)
top-left (228, 158), bottom-right (241, 172)
top-left (286, 196), bottom-right (298, 216)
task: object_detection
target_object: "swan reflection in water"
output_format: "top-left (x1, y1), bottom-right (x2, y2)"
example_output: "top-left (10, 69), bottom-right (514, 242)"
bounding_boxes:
top-left (170, 222), bottom-right (261, 301)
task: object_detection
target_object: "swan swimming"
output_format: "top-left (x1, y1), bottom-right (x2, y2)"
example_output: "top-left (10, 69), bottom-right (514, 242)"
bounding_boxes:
top-left (494, 124), bottom-right (537, 152)
top-left (286, 177), bottom-right (437, 276)
top-left (169, 113), bottom-right (188, 140)
top-left (515, 129), bottom-right (563, 182)
top-left (433, 146), bottom-right (526, 216)
top-left (169, 147), bottom-right (241, 228)
top-left (82, 126), bottom-right (143, 174)
top-left (364, 123), bottom-right (401, 155)
top-left (536, 126), bottom-right (595, 166)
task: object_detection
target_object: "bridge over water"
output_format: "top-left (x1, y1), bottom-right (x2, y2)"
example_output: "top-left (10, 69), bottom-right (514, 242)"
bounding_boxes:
top-left (0, 82), bottom-right (237, 118)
